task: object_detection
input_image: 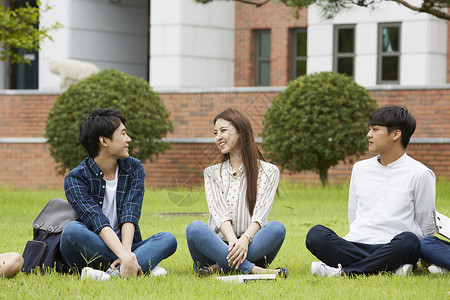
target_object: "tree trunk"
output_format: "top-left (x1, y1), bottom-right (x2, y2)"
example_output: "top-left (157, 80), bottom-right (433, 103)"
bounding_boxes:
top-left (319, 166), bottom-right (328, 186)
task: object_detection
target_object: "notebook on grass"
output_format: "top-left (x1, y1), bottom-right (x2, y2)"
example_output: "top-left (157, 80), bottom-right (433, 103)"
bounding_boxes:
top-left (216, 273), bottom-right (277, 283)
top-left (435, 211), bottom-right (450, 240)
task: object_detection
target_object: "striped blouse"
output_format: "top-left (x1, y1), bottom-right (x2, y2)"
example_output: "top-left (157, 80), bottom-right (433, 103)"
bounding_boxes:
top-left (204, 159), bottom-right (280, 240)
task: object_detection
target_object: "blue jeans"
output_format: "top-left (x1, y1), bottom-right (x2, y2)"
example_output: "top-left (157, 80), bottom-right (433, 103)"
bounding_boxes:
top-left (186, 220), bottom-right (286, 274)
top-left (60, 221), bottom-right (177, 273)
top-left (306, 225), bottom-right (421, 275)
top-left (421, 236), bottom-right (450, 270)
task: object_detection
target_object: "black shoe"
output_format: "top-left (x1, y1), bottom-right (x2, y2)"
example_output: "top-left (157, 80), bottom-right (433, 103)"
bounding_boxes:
top-left (276, 267), bottom-right (289, 278)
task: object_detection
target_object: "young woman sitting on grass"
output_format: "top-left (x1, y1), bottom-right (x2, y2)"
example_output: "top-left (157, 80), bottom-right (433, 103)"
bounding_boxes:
top-left (186, 108), bottom-right (287, 277)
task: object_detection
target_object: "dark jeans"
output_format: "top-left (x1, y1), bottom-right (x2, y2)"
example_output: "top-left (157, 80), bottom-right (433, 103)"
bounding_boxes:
top-left (421, 236), bottom-right (450, 270)
top-left (60, 221), bottom-right (177, 273)
top-left (305, 225), bottom-right (421, 275)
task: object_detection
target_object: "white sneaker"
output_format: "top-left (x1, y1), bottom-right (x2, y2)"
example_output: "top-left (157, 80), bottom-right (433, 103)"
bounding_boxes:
top-left (311, 261), bottom-right (343, 277)
top-left (81, 267), bottom-right (111, 281)
top-left (428, 265), bottom-right (449, 275)
top-left (394, 264), bottom-right (413, 276)
top-left (150, 265), bottom-right (167, 277)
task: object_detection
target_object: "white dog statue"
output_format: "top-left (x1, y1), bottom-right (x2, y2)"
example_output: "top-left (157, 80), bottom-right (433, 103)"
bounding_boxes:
top-left (48, 57), bottom-right (100, 89)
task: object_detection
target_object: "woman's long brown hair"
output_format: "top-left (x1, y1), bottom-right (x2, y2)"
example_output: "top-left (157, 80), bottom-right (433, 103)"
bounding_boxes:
top-left (213, 108), bottom-right (265, 216)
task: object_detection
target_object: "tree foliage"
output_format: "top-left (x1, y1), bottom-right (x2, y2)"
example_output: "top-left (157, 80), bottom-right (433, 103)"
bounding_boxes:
top-left (196, 0), bottom-right (450, 20)
top-left (262, 72), bottom-right (377, 185)
top-left (45, 69), bottom-right (173, 175)
top-left (0, 0), bottom-right (61, 64)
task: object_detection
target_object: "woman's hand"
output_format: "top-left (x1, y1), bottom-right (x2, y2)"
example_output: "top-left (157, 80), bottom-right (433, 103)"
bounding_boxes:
top-left (227, 236), bottom-right (249, 269)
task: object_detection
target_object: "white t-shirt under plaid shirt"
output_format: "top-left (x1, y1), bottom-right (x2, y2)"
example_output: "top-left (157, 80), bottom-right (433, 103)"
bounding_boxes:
top-left (204, 159), bottom-right (280, 241)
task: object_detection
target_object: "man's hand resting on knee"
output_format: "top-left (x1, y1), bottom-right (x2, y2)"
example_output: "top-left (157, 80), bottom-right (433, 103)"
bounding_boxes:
top-left (111, 253), bottom-right (142, 277)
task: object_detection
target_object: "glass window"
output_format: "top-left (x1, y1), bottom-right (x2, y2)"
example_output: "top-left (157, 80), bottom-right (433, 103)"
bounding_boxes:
top-left (255, 30), bottom-right (271, 86)
top-left (333, 25), bottom-right (355, 77)
top-left (291, 28), bottom-right (307, 80)
top-left (378, 23), bottom-right (401, 84)
top-left (337, 57), bottom-right (353, 76)
top-left (381, 27), bottom-right (399, 53)
top-left (338, 28), bottom-right (354, 53)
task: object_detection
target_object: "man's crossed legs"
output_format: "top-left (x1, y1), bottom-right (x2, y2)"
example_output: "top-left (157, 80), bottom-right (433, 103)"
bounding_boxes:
top-left (305, 225), bottom-right (420, 276)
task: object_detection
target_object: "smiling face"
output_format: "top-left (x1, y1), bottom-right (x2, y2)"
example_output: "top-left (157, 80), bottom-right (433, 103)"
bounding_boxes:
top-left (367, 125), bottom-right (399, 156)
top-left (103, 122), bottom-right (132, 159)
top-left (214, 118), bottom-right (240, 156)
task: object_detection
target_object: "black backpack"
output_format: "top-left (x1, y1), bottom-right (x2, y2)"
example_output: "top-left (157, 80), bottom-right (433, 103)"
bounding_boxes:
top-left (22, 198), bottom-right (78, 274)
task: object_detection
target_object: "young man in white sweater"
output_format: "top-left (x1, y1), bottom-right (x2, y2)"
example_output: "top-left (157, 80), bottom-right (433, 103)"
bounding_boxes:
top-left (306, 105), bottom-right (436, 277)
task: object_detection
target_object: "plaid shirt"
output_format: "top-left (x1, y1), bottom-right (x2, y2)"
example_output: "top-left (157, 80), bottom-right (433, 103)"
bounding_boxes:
top-left (64, 156), bottom-right (145, 243)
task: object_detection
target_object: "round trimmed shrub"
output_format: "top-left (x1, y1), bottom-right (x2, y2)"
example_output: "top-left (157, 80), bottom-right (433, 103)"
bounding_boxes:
top-left (262, 71), bottom-right (377, 185)
top-left (45, 69), bottom-right (173, 174)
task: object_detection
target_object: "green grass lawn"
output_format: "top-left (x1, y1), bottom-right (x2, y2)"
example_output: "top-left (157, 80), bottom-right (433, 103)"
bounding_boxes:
top-left (1, 180), bottom-right (450, 299)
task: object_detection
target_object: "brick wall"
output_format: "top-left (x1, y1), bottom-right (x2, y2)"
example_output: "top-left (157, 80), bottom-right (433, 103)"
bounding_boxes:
top-left (0, 94), bottom-right (56, 137)
top-left (146, 142), bottom-right (450, 188)
top-left (235, 2), bottom-right (308, 86)
top-left (0, 88), bottom-right (449, 189)
top-left (0, 143), bottom-right (63, 189)
top-left (369, 89), bottom-right (450, 137)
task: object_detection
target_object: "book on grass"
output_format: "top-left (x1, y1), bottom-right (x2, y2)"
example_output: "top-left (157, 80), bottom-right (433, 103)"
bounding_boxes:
top-left (216, 273), bottom-right (277, 283)
top-left (434, 211), bottom-right (450, 240)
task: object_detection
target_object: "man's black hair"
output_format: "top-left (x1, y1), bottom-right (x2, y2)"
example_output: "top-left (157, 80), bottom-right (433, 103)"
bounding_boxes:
top-left (368, 105), bottom-right (416, 149)
top-left (78, 108), bottom-right (126, 158)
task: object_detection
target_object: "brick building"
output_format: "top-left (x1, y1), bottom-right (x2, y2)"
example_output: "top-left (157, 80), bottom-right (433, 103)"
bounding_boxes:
top-left (0, 0), bottom-right (449, 189)
top-left (233, 2), bottom-right (448, 87)
top-left (2, 1), bottom-right (448, 90)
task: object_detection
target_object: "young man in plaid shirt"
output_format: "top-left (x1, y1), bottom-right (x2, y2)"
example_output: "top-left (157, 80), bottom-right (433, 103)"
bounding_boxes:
top-left (60, 108), bottom-right (177, 280)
